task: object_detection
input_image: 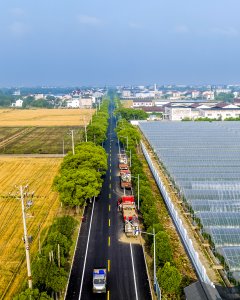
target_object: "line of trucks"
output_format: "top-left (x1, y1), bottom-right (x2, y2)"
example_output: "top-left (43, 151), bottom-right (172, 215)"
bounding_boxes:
top-left (118, 153), bottom-right (139, 237)
top-left (92, 153), bottom-right (140, 294)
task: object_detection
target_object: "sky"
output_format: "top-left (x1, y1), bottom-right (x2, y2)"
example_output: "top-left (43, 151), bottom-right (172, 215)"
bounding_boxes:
top-left (0, 0), bottom-right (240, 86)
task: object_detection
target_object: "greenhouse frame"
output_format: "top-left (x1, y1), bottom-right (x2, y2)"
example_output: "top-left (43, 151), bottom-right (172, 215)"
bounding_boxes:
top-left (139, 121), bottom-right (240, 280)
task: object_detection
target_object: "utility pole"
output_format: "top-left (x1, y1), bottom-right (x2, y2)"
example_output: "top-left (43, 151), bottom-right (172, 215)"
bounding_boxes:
top-left (83, 117), bottom-right (88, 142)
top-left (69, 130), bottom-right (75, 155)
top-left (38, 224), bottom-right (41, 254)
top-left (153, 227), bottom-right (156, 288)
top-left (20, 186), bottom-right (32, 289)
top-left (137, 174), bottom-right (140, 211)
top-left (62, 139), bottom-right (65, 157)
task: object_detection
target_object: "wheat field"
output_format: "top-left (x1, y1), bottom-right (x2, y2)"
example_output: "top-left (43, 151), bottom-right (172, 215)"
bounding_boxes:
top-left (0, 157), bottom-right (62, 299)
top-left (0, 108), bottom-right (94, 126)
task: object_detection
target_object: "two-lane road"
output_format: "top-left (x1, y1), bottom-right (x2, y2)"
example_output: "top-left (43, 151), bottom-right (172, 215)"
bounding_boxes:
top-left (65, 103), bottom-right (151, 300)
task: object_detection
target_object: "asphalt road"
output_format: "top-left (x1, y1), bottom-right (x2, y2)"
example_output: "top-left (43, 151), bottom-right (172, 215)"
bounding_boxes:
top-left (65, 103), bottom-right (151, 300)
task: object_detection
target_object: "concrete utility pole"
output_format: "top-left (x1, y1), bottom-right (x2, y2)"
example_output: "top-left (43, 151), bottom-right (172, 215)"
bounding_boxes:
top-left (69, 130), bottom-right (75, 155)
top-left (153, 227), bottom-right (156, 287)
top-left (140, 229), bottom-right (157, 294)
top-left (20, 185), bottom-right (32, 289)
top-left (83, 117), bottom-right (88, 142)
top-left (137, 173), bottom-right (140, 211)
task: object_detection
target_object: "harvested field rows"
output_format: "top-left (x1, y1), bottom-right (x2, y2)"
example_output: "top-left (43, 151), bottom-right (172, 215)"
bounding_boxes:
top-left (0, 126), bottom-right (84, 154)
top-left (0, 108), bottom-right (94, 126)
top-left (0, 157), bottom-right (62, 299)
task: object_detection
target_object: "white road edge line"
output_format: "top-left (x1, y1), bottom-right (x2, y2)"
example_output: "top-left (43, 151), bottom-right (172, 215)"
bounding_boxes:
top-left (64, 205), bottom-right (86, 300)
top-left (78, 197), bottom-right (96, 300)
top-left (140, 235), bottom-right (154, 299)
top-left (130, 242), bottom-right (139, 300)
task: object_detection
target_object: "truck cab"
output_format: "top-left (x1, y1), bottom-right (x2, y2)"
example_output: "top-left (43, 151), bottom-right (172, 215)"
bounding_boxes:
top-left (93, 268), bottom-right (107, 293)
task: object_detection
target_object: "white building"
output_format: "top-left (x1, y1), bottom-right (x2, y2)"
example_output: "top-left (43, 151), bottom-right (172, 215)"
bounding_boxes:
top-left (133, 99), bottom-right (153, 107)
top-left (199, 104), bottom-right (240, 120)
top-left (164, 106), bottom-right (193, 121)
top-left (215, 89), bottom-right (232, 94)
top-left (202, 91), bottom-right (215, 100)
top-left (34, 94), bottom-right (44, 100)
top-left (165, 102), bottom-right (240, 121)
top-left (11, 99), bottom-right (23, 107)
top-left (66, 99), bottom-right (80, 108)
top-left (135, 92), bottom-right (155, 98)
top-left (122, 90), bottom-right (132, 98)
top-left (79, 97), bottom-right (93, 108)
top-left (191, 91), bottom-right (200, 98)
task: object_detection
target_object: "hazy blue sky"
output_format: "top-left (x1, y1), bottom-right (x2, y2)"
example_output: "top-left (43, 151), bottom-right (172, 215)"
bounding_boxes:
top-left (0, 0), bottom-right (240, 86)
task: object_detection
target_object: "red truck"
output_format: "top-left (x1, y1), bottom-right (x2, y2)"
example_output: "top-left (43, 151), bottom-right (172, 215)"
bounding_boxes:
top-left (118, 196), bottom-right (139, 236)
top-left (120, 170), bottom-right (132, 189)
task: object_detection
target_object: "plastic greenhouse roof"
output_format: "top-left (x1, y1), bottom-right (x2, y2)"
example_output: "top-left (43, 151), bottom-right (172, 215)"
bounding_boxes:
top-left (139, 121), bottom-right (240, 273)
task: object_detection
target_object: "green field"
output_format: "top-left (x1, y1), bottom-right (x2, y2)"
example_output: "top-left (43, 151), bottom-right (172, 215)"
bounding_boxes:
top-left (0, 127), bottom-right (84, 154)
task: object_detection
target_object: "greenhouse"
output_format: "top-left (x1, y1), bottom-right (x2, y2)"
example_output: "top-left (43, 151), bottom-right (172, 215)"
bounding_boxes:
top-left (139, 121), bottom-right (240, 278)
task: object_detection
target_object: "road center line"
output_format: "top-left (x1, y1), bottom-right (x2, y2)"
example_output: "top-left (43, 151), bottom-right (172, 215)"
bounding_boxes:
top-left (109, 218), bottom-right (111, 227)
top-left (130, 243), bottom-right (139, 300)
top-left (109, 204), bottom-right (111, 212)
top-left (107, 290), bottom-right (110, 300)
top-left (78, 197), bottom-right (96, 300)
top-left (108, 236), bottom-right (111, 247)
top-left (108, 259), bottom-right (111, 272)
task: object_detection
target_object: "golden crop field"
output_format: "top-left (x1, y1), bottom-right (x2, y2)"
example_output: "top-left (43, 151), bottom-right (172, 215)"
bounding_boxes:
top-left (0, 108), bottom-right (94, 126)
top-left (0, 157), bottom-right (62, 299)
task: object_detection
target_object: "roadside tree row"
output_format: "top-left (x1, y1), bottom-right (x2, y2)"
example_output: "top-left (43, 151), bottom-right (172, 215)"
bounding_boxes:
top-left (54, 99), bottom-right (109, 211)
top-left (14, 216), bottom-right (77, 300)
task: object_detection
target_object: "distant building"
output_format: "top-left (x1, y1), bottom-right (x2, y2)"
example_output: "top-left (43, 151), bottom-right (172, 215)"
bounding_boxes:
top-left (135, 92), bottom-right (155, 98)
top-left (34, 94), bottom-right (44, 100)
top-left (191, 91), bottom-right (200, 98)
top-left (12, 90), bottom-right (21, 96)
top-left (165, 106), bottom-right (192, 121)
top-left (199, 103), bottom-right (240, 120)
top-left (66, 99), bottom-right (80, 108)
top-left (79, 96), bottom-right (93, 108)
top-left (215, 89), bottom-right (232, 94)
top-left (202, 91), bottom-right (215, 100)
top-left (122, 90), bottom-right (132, 98)
top-left (11, 99), bottom-right (23, 108)
top-left (133, 99), bottom-right (153, 108)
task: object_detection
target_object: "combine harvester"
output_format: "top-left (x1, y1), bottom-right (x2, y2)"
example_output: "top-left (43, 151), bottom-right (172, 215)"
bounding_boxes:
top-left (118, 195), bottom-right (139, 237)
top-left (120, 169), bottom-right (132, 189)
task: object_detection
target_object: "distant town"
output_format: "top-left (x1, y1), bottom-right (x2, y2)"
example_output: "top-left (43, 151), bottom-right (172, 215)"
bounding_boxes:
top-left (1, 84), bottom-right (240, 121)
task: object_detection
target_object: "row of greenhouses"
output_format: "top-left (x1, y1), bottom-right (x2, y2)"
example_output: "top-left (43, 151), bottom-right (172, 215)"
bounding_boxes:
top-left (139, 121), bottom-right (240, 279)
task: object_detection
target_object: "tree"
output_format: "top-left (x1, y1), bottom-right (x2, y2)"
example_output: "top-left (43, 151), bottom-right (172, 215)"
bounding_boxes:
top-left (32, 256), bottom-right (67, 293)
top-left (50, 216), bottom-right (77, 240)
top-left (87, 123), bottom-right (107, 145)
top-left (61, 145), bottom-right (107, 175)
top-left (45, 265), bottom-right (67, 293)
top-left (44, 231), bottom-right (71, 258)
top-left (115, 108), bottom-right (148, 120)
top-left (157, 262), bottom-right (182, 295)
top-left (54, 168), bottom-right (103, 208)
top-left (13, 288), bottom-right (52, 300)
top-left (152, 231), bottom-right (173, 266)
